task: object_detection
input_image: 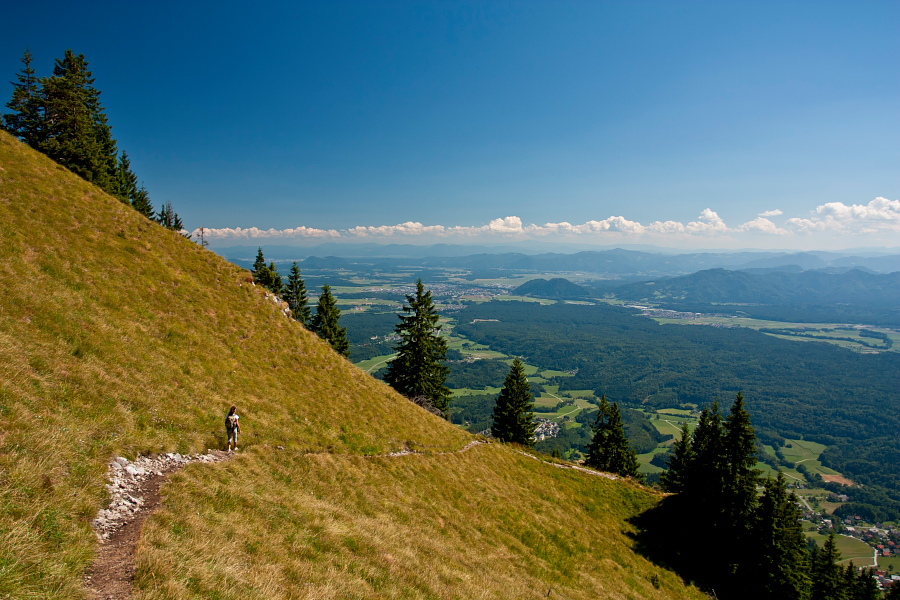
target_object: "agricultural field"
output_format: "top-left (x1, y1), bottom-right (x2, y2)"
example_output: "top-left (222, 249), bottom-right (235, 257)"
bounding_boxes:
top-left (651, 313), bottom-right (899, 354)
top-left (805, 533), bottom-right (876, 566)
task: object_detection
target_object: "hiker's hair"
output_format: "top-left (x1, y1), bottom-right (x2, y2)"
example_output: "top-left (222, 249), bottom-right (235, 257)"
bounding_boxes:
top-left (229, 405), bottom-right (237, 415)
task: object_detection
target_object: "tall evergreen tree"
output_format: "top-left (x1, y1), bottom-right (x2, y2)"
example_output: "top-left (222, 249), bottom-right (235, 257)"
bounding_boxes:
top-left (131, 184), bottom-right (154, 219)
top-left (114, 150), bottom-right (139, 204)
top-left (383, 279), bottom-right (450, 415)
top-left (3, 50), bottom-right (42, 144)
top-left (722, 393), bottom-right (761, 581)
top-left (36, 50), bottom-right (118, 191)
top-left (490, 358), bottom-right (536, 446)
top-left (311, 285), bottom-right (349, 357)
top-left (750, 472), bottom-right (811, 600)
top-left (256, 261), bottom-right (284, 295)
top-left (252, 247), bottom-right (267, 278)
top-left (284, 262), bottom-right (311, 326)
top-left (810, 533), bottom-right (846, 600)
top-left (659, 422), bottom-right (694, 493)
top-left (585, 397), bottom-right (642, 479)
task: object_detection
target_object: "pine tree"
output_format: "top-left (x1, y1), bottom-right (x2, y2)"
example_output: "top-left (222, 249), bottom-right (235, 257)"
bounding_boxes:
top-left (252, 248), bottom-right (267, 278)
top-left (256, 261), bottom-right (284, 296)
top-left (490, 358), bottom-right (536, 446)
top-left (114, 150), bottom-right (139, 204)
top-left (659, 422), bottom-right (694, 493)
top-left (585, 397), bottom-right (642, 479)
top-left (723, 393), bottom-right (761, 581)
top-left (3, 50), bottom-right (42, 144)
top-left (311, 285), bottom-right (349, 357)
top-left (810, 533), bottom-right (845, 600)
top-left (284, 262), bottom-right (311, 326)
top-left (37, 50), bottom-right (118, 191)
top-left (383, 279), bottom-right (450, 415)
top-left (750, 472), bottom-right (811, 600)
top-left (131, 184), bottom-right (154, 219)
top-left (157, 201), bottom-right (186, 234)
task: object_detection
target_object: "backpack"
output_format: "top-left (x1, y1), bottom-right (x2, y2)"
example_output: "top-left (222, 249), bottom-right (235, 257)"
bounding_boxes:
top-left (226, 414), bottom-right (238, 429)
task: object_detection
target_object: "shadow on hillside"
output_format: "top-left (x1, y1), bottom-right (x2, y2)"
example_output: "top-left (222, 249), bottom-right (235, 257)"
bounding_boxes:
top-left (625, 494), bottom-right (709, 591)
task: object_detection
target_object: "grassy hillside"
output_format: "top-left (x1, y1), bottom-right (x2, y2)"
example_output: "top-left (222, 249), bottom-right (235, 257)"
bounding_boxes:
top-left (0, 131), bottom-right (702, 599)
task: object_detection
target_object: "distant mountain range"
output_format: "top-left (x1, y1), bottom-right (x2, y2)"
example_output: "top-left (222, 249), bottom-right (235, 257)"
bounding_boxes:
top-left (613, 268), bottom-right (900, 307)
top-left (217, 246), bottom-right (900, 277)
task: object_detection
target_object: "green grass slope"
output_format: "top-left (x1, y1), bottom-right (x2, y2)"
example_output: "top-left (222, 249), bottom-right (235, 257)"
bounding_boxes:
top-left (0, 131), bottom-right (702, 599)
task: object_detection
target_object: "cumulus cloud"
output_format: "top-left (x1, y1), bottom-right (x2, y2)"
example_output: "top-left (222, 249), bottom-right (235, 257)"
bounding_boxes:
top-left (193, 198), bottom-right (899, 246)
top-left (786, 197), bottom-right (900, 233)
top-left (739, 217), bottom-right (789, 235)
top-left (192, 225), bottom-right (340, 239)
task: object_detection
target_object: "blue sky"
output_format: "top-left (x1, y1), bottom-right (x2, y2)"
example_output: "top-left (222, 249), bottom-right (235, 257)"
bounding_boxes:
top-left (3, 1), bottom-right (898, 250)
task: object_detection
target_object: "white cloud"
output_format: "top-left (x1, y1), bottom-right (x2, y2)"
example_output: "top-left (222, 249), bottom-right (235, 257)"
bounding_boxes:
top-left (739, 217), bottom-right (789, 235)
top-left (194, 198), bottom-right (899, 248)
top-left (786, 197), bottom-right (900, 234)
top-left (685, 209), bottom-right (728, 234)
top-left (192, 225), bottom-right (340, 239)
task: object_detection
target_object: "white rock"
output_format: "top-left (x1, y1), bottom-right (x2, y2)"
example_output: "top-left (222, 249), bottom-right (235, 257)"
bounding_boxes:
top-left (115, 457), bottom-right (130, 467)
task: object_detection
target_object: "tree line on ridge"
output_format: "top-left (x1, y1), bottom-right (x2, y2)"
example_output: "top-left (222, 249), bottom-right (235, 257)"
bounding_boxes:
top-left (3, 49), bottom-right (185, 232)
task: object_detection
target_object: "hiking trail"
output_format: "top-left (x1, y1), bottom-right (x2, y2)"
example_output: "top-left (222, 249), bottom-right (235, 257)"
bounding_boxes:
top-left (83, 439), bottom-right (611, 599)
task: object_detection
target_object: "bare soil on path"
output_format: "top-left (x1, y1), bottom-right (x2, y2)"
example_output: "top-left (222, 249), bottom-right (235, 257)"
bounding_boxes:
top-left (84, 451), bottom-right (232, 600)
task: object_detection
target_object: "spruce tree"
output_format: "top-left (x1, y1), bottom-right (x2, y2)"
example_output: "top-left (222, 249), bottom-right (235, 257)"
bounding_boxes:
top-left (311, 285), bottom-right (349, 357)
top-left (131, 184), bottom-right (154, 219)
top-left (284, 262), bottom-right (311, 326)
top-left (585, 397), bottom-right (642, 479)
top-left (257, 261), bottom-right (284, 295)
top-left (37, 50), bottom-right (118, 191)
top-left (659, 422), bottom-right (694, 493)
top-left (383, 279), bottom-right (450, 415)
top-left (751, 472), bottom-right (811, 600)
top-left (252, 248), bottom-right (267, 278)
top-left (810, 533), bottom-right (845, 600)
top-left (490, 358), bottom-right (536, 446)
top-left (723, 393), bottom-right (761, 581)
top-left (114, 150), bottom-right (139, 204)
top-left (3, 50), bottom-right (42, 144)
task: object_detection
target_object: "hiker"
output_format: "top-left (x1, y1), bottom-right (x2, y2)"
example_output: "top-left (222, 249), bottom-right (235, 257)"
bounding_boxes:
top-left (225, 405), bottom-right (240, 452)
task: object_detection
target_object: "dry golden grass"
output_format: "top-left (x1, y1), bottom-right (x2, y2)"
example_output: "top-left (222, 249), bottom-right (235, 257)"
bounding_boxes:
top-left (0, 131), bottom-right (702, 599)
top-left (135, 444), bottom-right (704, 599)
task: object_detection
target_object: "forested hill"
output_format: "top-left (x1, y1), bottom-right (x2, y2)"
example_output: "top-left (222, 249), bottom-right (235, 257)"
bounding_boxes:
top-left (455, 301), bottom-right (900, 496)
top-left (0, 131), bottom-right (704, 599)
top-left (613, 267), bottom-right (900, 325)
top-left (513, 277), bottom-right (589, 298)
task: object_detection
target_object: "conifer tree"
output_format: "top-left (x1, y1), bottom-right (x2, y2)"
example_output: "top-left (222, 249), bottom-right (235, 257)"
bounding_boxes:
top-left (37, 50), bottom-right (118, 191)
top-left (490, 359), bottom-right (536, 446)
top-left (311, 285), bottom-right (349, 357)
top-left (383, 279), bottom-right (450, 415)
top-left (256, 261), bottom-right (284, 295)
top-left (157, 201), bottom-right (186, 234)
top-left (722, 393), bottom-right (761, 579)
top-left (252, 247), bottom-right (267, 278)
top-left (3, 50), bottom-right (42, 144)
top-left (114, 150), bottom-right (139, 204)
top-left (131, 184), bottom-right (154, 219)
top-left (659, 422), bottom-right (694, 493)
top-left (284, 262), bottom-right (311, 326)
top-left (810, 533), bottom-right (845, 600)
top-left (750, 472), bottom-right (811, 600)
top-left (585, 396), bottom-right (642, 479)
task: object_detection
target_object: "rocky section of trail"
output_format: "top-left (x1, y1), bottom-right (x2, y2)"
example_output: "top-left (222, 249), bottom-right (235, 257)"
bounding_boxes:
top-left (85, 450), bottom-right (231, 600)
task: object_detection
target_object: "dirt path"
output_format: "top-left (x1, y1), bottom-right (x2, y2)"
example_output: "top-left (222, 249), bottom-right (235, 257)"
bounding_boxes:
top-left (84, 451), bottom-right (232, 600)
